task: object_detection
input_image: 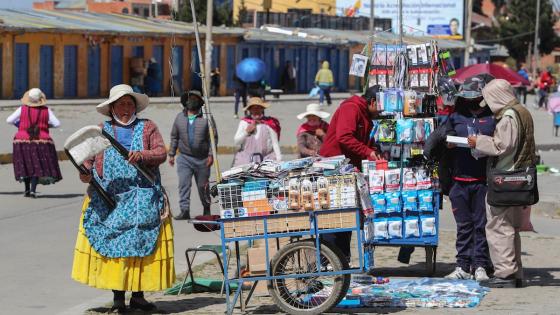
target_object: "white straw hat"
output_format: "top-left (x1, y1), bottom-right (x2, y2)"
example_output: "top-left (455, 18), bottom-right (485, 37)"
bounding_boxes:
top-left (21, 88), bottom-right (47, 107)
top-left (96, 84), bottom-right (149, 116)
top-left (297, 103), bottom-right (330, 120)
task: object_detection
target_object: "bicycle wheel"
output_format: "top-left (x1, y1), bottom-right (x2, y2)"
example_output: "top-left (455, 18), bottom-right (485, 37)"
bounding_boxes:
top-left (267, 240), bottom-right (348, 315)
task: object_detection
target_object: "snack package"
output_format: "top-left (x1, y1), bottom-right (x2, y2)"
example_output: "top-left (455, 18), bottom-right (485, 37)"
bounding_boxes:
top-left (418, 190), bottom-right (434, 211)
top-left (396, 119), bottom-right (414, 144)
top-left (317, 177), bottom-right (330, 209)
top-left (404, 216), bottom-right (420, 238)
top-left (402, 168), bottom-right (417, 190)
top-left (388, 218), bottom-right (403, 239)
top-left (421, 215), bottom-right (437, 236)
top-left (374, 218), bottom-right (389, 240)
top-left (372, 193), bottom-right (386, 213)
top-left (402, 190), bottom-right (418, 211)
top-left (379, 120), bottom-right (396, 142)
top-left (368, 170), bottom-right (385, 193)
top-left (416, 168), bottom-right (432, 190)
top-left (385, 191), bottom-right (401, 213)
top-left (288, 178), bottom-right (301, 209)
top-left (403, 90), bottom-right (418, 116)
top-left (413, 119), bottom-right (426, 142)
top-left (384, 169), bottom-right (401, 192)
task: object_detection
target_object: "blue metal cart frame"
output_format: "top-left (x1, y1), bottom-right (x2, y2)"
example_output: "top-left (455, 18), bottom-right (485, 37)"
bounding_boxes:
top-left (216, 207), bottom-right (365, 315)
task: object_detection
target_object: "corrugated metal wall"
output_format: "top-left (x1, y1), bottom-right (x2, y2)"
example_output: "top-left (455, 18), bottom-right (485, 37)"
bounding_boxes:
top-left (39, 45), bottom-right (54, 98)
top-left (171, 45), bottom-right (183, 94)
top-left (13, 43), bottom-right (29, 99)
top-left (152, 45), bottom-right (164, 92)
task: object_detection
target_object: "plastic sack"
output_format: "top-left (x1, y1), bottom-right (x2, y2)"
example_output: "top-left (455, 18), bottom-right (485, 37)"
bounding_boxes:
top-left (309, 86), bottom-right (320, 98)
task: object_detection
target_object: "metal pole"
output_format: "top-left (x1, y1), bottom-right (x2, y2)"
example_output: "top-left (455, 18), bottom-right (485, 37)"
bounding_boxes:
top-left (532, 0), bottom-right (541, 80)
top-left (398, 0), bottom-right (403, 45)
top-left (370, 0), bottom-right (375, 33)
top-left (463, 0), bottom-right (473, 67)
top-left (189, 0), bottom-right (222, 183)
top-left (205, 0), bottom-right (213, 96)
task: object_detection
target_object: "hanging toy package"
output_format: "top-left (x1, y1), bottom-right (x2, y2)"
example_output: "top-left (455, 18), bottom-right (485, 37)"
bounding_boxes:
top-left (374, 218), bottom-right (389, 240)
top-left (403, 90), bottom-right (418, 116)
top-left (402, 168), bottom-right (417, 191)
top-left (424, 118), bottom-right (434, 138)
top-left (413, 119), bottom-right (426, 142)
top-left (388, 218), bottom-right (403, 239)
top-left (379, 120), bottom-right (396, 143)
top-left (396, 119), bottom-right (414, 144)
top-left (385, 191), bottom-right (402, 213)
top-left (404, 216), bottom-right (420, 238)
top-left (421, 215), bottom-right (437, 237)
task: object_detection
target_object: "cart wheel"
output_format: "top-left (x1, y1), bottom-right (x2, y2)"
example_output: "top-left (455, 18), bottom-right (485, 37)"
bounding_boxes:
top-left (425, 246), bottom-right (437, 275)
top-left (267, 240), bottom-right (350, 315)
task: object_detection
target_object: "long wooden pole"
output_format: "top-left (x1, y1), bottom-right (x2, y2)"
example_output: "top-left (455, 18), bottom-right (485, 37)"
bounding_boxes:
top-left (189, 0), bottom-right (222, 183)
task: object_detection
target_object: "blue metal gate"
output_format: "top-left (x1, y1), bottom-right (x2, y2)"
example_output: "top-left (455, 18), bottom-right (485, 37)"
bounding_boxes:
top-left (298, 47), bottom-right (308, 93)
top-left (171, 46), bottom-right (183, 93)
top-left (211, 45), bottom-right (221, 70)
top-left (111, 45), bottom-right (123, 86)
top-left (64, 45), bottom-right (78, 98)
top-left (190, 46), bottom-right (202, 91)
top-left (226, 45), bottom-right (236, 90)
top-left (132, 45), bottom-right (144, 58)
top-left (152, 45), bottom-right (164, 92)
top-left (13, 43), bottom-right (29, 99)
top-left (340, 49), bottom-right (349, 91)
top-left (39, 45), bottom-right (54, 98)
top-left (88, 46), bottom-right (101, 97)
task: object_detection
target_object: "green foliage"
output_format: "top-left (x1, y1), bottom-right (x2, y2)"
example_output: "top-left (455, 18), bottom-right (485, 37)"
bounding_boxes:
top-left (236, 0), bottom-right (249, 26)
top-left (494, 0), bottom-right (560, 63)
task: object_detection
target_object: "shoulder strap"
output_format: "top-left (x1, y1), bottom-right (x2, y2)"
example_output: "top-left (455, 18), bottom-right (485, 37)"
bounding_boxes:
top-left (508, 106), bottom-right (526, 165)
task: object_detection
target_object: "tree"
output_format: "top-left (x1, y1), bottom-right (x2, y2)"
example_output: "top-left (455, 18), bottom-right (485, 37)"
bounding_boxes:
top-left (173, 0), bottom-right (234, 26)
top-left (236, 0), bottom-right (249, 26)
top-left (493, 0), bottom-right (559, 63)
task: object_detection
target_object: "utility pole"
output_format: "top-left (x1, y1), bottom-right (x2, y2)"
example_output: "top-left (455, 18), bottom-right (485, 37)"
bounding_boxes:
top-left (398, 0), bottom-right (403, 44)
top-left (205, 0), bottom-right (213, 97)
top-left (463, 0), bottom-right (473, 67)
top-left (370, 0), bottom-right (375, 33)
top-left (532, 0), bottom-right (541, 80)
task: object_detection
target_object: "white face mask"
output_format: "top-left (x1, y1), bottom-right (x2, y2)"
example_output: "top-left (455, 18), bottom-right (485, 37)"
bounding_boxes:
top-left (111, 109), bottom-right (137, 126)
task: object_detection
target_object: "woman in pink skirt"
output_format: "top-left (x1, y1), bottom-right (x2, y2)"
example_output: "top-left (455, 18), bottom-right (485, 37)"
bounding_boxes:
top-left (6, 88), bottom-right (62, 197)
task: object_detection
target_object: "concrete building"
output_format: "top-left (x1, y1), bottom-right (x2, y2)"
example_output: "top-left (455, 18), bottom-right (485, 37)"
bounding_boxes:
top-left (33, 0), bottom-right (173, 18)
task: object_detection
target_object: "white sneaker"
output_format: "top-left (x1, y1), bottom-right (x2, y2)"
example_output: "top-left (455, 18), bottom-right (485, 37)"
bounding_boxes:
top-left (445, 267), bottom-right (473, 280)
top-left (474, 267), bottom-right (490, 282)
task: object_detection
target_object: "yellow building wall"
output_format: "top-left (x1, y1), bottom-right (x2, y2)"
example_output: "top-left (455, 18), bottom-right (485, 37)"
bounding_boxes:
top-left (233, 0), bottom-right (337, 22)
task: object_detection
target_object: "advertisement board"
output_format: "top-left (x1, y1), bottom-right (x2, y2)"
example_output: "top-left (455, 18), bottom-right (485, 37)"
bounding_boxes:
top-left (337, 0), bottom-right (465, 40)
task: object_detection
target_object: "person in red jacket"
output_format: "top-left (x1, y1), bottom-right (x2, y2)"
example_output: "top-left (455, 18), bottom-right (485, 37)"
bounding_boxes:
top-left (319, 85), bottom-right (382, 167)
top-left (319, 85), bottom-right (382, 259)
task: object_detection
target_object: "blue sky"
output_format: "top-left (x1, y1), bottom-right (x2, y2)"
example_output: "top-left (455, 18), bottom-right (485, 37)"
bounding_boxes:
top-left (0, 0), bottom-right (35, 9)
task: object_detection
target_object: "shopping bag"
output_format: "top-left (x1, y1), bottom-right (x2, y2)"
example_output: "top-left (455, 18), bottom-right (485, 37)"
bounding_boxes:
top-left (309, 86), bottom-right (320, 98)
top-left (520, 206), bottom-right (534, 232)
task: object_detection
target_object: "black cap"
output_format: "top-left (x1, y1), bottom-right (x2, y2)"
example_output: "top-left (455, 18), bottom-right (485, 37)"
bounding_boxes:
top-left (363, 85), bottom-right (381, 103)
top-left (180, 90), bottom-right (204, 107)
top-left (457, 74), bottom-right (494, 99)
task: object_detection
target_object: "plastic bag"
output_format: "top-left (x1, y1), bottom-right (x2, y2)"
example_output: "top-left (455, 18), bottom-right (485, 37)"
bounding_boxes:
top-left (368, 170), bottom-right (385, 193)
top-left (385, 191), bottom-right (402, 213)
top-left (385, 169), bottom-right (401, 191)
top-left (421, 215), bottom-right (436, 236)
top-left (404, 216), bottom-right (420, 238)
top-left (372, 193), bottom-right (386, 214)
top-left (402, 190), bottom-right (418, 211)
top-left (309, 86), bottom-right (320, 98)
top-left (416, 168), bottom-right (432, 190)
top-left (374, 218), bottom-right (389, 240)
top-left (402, 168), bottom-right (417, 190)
top-left (418, 190), bottom-right (434, 212)
top-left (388, 218), bottom-right (403, 239)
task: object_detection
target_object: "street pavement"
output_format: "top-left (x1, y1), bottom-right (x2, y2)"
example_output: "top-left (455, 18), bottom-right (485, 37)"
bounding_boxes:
top-left (0, 94), bottom-right (559, 314)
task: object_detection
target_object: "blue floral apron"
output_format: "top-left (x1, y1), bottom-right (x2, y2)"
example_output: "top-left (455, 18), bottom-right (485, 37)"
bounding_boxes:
top-left (83, 120), bottom-right (163, 258)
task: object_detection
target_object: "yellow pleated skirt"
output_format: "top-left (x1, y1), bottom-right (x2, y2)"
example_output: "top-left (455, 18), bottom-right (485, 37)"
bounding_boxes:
top-left (71, 196), bottom-right (176, 292)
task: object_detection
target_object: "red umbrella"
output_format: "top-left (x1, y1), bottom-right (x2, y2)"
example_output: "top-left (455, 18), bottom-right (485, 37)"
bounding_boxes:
top-left (453, 63), bottom-right (530, 87)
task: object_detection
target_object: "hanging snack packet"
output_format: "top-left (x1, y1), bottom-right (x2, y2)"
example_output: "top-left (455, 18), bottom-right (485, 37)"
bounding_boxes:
top-left (414, 119), bottom-right (426, 142)
top-left (384, 169), bottom-right (401, 192)
top-left (387, 218), bottom-right (403, 239)
top-left (385, 191), bottom-right (401, 213)
top-left (402, 190), bottom-right (418, 211)
top-left (368, 170), bottom-right (385, 193)
top-left (402, 168), bottom-right (417, 190)
top-left (404, 216), bottom-right (420, 238)
top-left (421, 215), bottom-right (437, 236)
top-left (418, 190), bottom-right (434, 211)
top-left (416, 168), bottom-right (432, 190)
top-left (379, 120), bottom-right (396, 142)
top-left (372, 193), bottom-right (386, 213)
top-left (374, 218), bottom-right (389, 240)
top-left (397, 119), bottom-right (414, 144)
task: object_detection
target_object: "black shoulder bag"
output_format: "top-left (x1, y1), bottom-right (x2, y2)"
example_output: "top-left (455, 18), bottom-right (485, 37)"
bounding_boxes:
top-left (486, 110), bottom-right (539, 207)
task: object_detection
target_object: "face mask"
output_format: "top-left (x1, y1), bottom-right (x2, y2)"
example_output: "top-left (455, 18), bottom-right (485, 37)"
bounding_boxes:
top-left (112, 109), bottom-right (137, 126)
top-left (186, 100), bottom-right (203, 111)
top-left (251, 113), bottom-right (263, 120)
